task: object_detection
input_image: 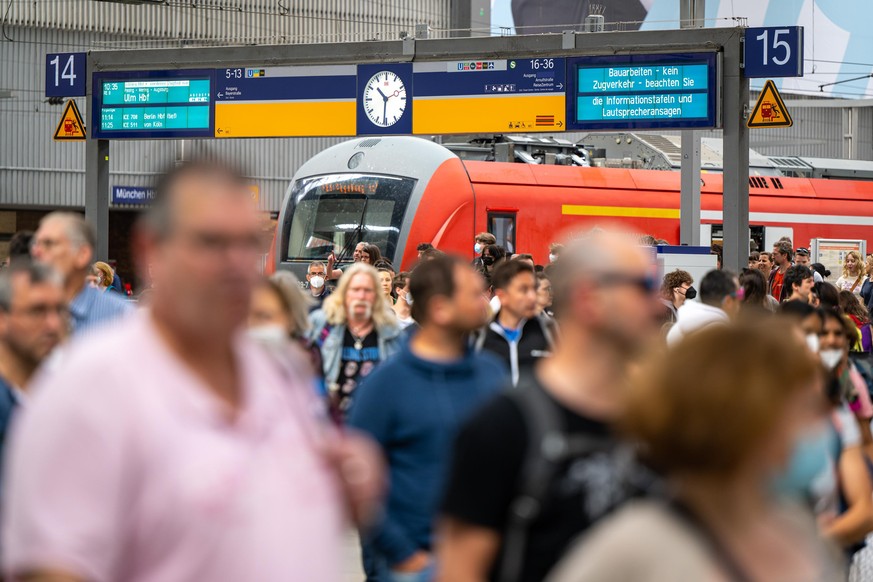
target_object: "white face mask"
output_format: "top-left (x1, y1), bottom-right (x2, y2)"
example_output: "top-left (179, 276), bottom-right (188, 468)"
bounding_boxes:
top-left (474, 243), bottom-right (483, 254)
top-left (805, 333), bottom-right (820, 354)
top-left (548, 253), bottom-right (557, 263)
top-left (406, 292), bottom-right (413, 306)
top-left (820, 349), bottom-right (844, 371)
top-left (309, 275), bottom-right (325, 289)
top-left (247, 324), bottom-right (288, 349)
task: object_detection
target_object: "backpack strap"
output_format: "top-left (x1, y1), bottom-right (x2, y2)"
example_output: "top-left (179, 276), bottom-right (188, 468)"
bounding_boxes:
top-left (499, 374), bottom-right (564, 582)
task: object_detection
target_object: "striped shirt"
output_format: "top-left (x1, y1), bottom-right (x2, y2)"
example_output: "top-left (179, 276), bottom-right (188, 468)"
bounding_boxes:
top-left (68, 285), bottom-right (132, 338)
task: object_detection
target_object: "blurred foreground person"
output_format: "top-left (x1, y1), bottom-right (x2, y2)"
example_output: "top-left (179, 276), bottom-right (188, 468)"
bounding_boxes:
top-left (308, 262), bottom-right (401, 417)
top-left (249, 272), bottom-right (325, 396)
top-left (437, 231), bottom-right (661, 582)
top-left (0, 261), bottom-right (66, 459)
top-left (30, 212), bottom-right (130, 337)
top-left (2, 162), bottom-right (383, 582)
top-left (548, 322), bottom-right (843, 582)
top-left (666, 270), bottom-right (739, 346)
top-left (350, 256), bottom-right (508, 582)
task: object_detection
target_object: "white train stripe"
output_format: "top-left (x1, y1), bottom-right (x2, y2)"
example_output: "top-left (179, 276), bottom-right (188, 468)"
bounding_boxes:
top-left (700, 211), bottom-right (873, 226)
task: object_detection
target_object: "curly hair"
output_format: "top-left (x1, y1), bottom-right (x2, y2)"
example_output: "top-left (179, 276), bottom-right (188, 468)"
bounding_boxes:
top-left (660, 269), bottom-right (693, 300)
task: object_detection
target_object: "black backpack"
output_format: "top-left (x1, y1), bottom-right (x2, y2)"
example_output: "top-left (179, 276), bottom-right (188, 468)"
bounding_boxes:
top-left (497, 375), bottom-right (647, 582)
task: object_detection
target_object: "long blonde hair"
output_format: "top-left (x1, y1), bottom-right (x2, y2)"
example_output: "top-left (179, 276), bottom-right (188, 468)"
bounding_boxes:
top-left (321, 262), bottom-right (395, 327)
top-left (843, 250), bottom-right (864, 278)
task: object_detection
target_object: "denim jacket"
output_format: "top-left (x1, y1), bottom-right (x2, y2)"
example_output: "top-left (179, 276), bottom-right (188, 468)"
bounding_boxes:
top-left (307, 309), bottom-right (403, 387)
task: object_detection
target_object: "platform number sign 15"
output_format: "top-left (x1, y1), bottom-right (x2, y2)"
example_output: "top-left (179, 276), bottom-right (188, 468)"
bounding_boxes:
top-left (743, 27), bottom-right (803, 78)
top-left (45, 53), bottom-right (86, 98)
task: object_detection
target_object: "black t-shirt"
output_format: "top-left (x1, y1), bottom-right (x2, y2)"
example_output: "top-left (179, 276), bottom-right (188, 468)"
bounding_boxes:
top-left (336, 329), bottom-right (379, 414)
top-left (441, 377), bottom-right (640, 582)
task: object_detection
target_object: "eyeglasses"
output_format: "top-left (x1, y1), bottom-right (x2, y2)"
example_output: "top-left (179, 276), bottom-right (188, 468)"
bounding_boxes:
top-left (796, 248), bottom-right (810, 256)
top-left (8, 304), bottom-right (70, 321)
top-left (30, 237), bottom-right (66, 252)
top-left (597, 273), bottom-right (658, 294)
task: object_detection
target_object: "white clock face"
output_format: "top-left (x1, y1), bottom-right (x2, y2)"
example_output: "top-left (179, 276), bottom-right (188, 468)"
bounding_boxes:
top-left (363, 71), bottom-right (407, 128)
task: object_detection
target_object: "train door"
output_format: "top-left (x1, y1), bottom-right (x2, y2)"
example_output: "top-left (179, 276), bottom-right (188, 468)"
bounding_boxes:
top-left (703, 223), bottom-right (766, 254)
top-left (488, 211), bottom-right (517, 254)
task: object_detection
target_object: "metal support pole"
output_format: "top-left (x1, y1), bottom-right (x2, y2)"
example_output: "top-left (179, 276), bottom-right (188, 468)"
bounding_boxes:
top-left (679, 0), bottom-right (704, 246)
top-left (680, 134), bottom-right (701, 245)
top-left (84, 54), bottom-right (110, 261)
top-left (722, 31), bottom-right (750, 273)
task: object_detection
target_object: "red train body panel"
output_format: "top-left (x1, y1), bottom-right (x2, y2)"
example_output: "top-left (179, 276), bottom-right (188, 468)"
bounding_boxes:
top-left (399, 160), bottom-right (873, 270)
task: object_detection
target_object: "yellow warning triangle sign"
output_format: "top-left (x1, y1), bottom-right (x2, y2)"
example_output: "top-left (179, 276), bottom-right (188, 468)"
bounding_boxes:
top-left (53, 99), bottom-right (86, 141)
top-left (747, 80), bottom-right (793, 128)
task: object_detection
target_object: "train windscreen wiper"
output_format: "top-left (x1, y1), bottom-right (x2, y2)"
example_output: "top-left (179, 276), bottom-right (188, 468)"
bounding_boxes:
top-left (333, 195), bottom-right (369, 267)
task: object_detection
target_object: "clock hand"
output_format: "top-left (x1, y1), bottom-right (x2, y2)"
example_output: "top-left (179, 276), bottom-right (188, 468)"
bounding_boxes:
top-left (377, 87), bottom-right (389, 101)
top-left (383, 100), bottom-right (388, 124)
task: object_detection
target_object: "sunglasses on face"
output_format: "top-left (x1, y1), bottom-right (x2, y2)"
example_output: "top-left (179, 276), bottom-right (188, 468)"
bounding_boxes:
top-left (597, 272), bottom-right (658, 294)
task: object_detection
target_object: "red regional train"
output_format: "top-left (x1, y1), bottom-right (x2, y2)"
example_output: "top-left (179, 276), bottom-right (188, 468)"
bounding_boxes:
top-left (274, 136), bottom-right (873, 276)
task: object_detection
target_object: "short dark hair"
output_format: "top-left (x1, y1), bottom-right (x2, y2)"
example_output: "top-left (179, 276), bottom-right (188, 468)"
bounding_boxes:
top-left (773, 241), bottom-right (793, 260)
top-left (811, 263), bottom-right (831, 279)
top-left (699, 269), bottom-right (737, 307)
top-left (513, 253), bottom-right (534, 263)
top-left (0, 259), bottom-right (61, 311)
top-left (749, 251), bottom-right (760, 262)
top-left (491, 259), bottom-right (535, 291)
top-left (146, 160), bottom-right (247, 239)
top-left (784, 265), bottom-right (813, 295)
top-left (779, 300), bottom-right (822, 322)
top-left (409, 255), bottom-right (466, 323)
top-left (8, 230), bottom-right (34, 264)
top-left (814, 282), bottom-right (840, 309)
top-left (393, 271), bottom-right (410, 293)
top-left (416, 242), bottom-right (434, 253)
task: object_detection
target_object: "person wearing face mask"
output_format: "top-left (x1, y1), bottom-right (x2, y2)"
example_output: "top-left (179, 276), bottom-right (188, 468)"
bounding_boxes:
top-left (548, 242), bottom-right (564, 265)
top-left (816, 308), bottom-right (873, 565)
top-left (548, 321), bottom-right (844, 582)
top-left (392, 272), bottom-right (416, 330)
top-left (666, 269), bottom-right (740, 346)
top-left (306, 260), bottom-right (331, 310)
top-left (248, 272), bottom-right (325, 398)
top-left (658, 269), bottom-right (694, 326)
top-left (472, 233), bottom-right (497, 272)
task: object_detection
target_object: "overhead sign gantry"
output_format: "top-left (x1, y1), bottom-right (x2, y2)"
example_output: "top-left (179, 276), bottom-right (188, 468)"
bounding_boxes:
top-left (81, 28), bottom-right (751, 270)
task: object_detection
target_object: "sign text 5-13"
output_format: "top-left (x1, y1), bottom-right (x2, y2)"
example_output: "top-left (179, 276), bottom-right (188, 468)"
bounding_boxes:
top-left (45, 53), bottom-right (86, 97)
top-left (744, 27), bottom-right (803, 78)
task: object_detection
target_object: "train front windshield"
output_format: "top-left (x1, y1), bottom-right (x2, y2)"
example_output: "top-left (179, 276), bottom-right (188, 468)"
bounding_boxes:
top-left (284, 174), bottom-right (416, 263)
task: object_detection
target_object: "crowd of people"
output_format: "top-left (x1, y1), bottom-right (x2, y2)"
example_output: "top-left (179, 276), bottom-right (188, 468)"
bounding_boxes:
top-left (3, 161), bottom-right (873, 581)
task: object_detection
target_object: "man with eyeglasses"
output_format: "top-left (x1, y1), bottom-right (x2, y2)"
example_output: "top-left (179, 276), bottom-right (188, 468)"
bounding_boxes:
top-left (437, 231), bottom-right (662, 582)
top-left (667, 269), bottom-right (740, 346)
top-left (3, 162), bottom-right (384, 582)
top-left (306, 260), bottom-right (331, 310)
top-left (0, 261), bottom-right (66, 476)
top-left (30, 212), bottom-right (130, 337)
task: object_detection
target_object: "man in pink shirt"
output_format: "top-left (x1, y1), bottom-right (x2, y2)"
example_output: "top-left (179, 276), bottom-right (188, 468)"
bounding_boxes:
top-left (2, 162), bottom-right (382, 582)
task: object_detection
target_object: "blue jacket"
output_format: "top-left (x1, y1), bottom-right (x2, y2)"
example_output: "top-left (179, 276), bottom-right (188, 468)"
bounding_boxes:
top-left (307, 309), bottom-right (403, 387)
top-left (347, 338), bottom-right (508, 566)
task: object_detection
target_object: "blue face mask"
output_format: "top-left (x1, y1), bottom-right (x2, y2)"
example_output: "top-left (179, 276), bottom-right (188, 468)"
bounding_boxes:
top-left (770, 427), bottom-right (834, 499)
top-left (474, 243), bottom-right (483, 254)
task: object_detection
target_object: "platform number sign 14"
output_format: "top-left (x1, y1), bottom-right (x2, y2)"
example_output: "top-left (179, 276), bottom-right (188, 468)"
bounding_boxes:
top-left (45, 53), bottom-right (86, 98)
top-left (743, 27), bottom-right (803, 78)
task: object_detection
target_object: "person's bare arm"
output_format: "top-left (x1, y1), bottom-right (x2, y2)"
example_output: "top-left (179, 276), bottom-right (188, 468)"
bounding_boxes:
top-left (826, 445), bottom-right (873, 545)
top-left (435, 518), bottom-right (501, 582)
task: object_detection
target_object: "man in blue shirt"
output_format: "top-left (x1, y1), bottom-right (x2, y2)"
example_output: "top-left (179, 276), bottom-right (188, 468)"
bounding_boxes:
top-left (349, 255), bottom-right (508, 582)
top-left (31, 212), bottom-right (131, 338)
top-left (0, 261), bottom-right (67, 461)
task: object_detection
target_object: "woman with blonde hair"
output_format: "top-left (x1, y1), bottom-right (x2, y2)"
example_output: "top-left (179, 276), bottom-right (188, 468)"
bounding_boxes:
top-left (91, 261), bottom-right (115, 292)
top-left (836, 251), bottom-right (867, 298)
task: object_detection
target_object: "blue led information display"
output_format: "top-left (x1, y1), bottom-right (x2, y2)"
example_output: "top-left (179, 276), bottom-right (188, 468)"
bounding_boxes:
top-left (567, 53), bottom-right (719, 131)
top-left (92, 70), bottom-right (215, 139)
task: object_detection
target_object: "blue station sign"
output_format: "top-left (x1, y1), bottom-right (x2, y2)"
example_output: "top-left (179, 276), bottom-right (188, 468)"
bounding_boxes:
top-left (566, 52), bottom-right (720, 131)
